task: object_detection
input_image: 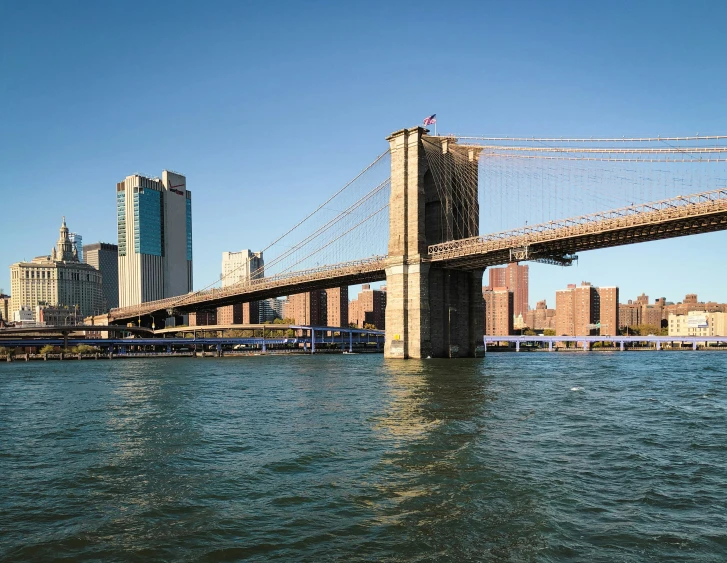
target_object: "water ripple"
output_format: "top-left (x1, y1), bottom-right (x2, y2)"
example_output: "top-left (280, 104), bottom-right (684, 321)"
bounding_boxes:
top-left (1, 353), bottom-right (726, 561)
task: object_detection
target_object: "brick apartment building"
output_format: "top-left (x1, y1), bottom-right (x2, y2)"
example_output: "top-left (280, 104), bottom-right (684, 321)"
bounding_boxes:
top-left (283, 291), bottom-right (327, 326)
top-left (488, 263), bottom-right (529, 319)
top-left (556, 282), bottom-right (619, 336)
top-left (325, 287), bottom-right (348, 327)
top-left (524, 299), bottom-right (556, 331)
top-left (483, 287), bottom-right (514, 336)
top-left (349, 284), bottom-right (387, 329)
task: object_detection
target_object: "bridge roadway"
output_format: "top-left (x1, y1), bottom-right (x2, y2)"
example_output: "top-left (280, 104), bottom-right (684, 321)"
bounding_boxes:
top-left (108, 188), bottom-right (727, 325)
top-left (429, 188), bottom-right (727, 269)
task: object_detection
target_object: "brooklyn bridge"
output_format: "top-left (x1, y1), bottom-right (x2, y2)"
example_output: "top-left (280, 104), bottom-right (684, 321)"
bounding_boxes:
top-left (104, 127), bottom-right (727, 359)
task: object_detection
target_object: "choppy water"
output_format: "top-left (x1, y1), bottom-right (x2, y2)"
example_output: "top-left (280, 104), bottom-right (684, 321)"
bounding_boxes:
top-left (0, 353), bottom-right (725, 562)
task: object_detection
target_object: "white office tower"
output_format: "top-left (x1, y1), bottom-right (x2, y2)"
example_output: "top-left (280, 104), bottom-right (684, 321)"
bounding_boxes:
top-left (221, 250), bottom-right (264, 287)
top-left (117, 170), bottom-right (193, 307)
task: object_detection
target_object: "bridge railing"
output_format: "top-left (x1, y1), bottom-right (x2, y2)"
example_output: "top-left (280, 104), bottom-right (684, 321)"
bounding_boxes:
top-left (428, 188), bottom-right (727, 259)
top-left (110, 255), bottom-right (388, 320)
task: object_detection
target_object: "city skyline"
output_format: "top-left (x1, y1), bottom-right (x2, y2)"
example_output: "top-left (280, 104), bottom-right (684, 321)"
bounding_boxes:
top-left (3, 1), bottom-right (727, 303)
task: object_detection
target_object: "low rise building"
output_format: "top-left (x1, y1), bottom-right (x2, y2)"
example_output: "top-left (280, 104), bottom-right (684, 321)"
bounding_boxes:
top-left (36, 304), bottom-right (83, 326)
top-left (668, 311), bottom-right (727, 337)
top-left (13, 305), bottom-right (40, 327)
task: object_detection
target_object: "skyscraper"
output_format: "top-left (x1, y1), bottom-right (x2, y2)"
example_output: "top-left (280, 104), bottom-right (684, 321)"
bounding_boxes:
top-left (69, 232), bottom-right (83, 262)
top-left (84, 242), bottom-right (119, 311)
top-left (117, 170), bottom-right (193, 307)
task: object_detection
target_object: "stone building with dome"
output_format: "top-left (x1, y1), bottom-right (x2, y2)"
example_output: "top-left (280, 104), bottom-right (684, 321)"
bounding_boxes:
top-left (9, 218), bottom-right (104, 320)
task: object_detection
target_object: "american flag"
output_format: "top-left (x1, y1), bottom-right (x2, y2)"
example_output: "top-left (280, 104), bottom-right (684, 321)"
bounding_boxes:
top-left (423, 114), bottom-right (436, 125)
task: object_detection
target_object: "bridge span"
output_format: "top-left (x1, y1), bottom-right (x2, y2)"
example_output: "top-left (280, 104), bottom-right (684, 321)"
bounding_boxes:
top-left (104, 127), bottom-right (727, 359)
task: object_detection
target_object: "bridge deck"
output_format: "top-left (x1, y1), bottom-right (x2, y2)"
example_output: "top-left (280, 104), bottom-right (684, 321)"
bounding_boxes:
top-left (428, 189), bottom-right (727, 269)
top-left (108, 188), bottom-right (727, 324)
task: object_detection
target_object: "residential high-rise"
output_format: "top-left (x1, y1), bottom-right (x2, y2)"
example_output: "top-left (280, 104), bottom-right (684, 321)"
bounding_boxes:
top-left (84, 242), bottom-right (119, 311)
top-left (117, 170), bottom-right (192, 307)
top-left (69, 233), bottom-right (83, 262)
top-left (556, 281), bottom-right (619, 336)
top-left (555, 285), bottom-right (576, 336)
top-left (284, 291), bottom-right (326, 325)
top-left (9, 218), bottom-right (104, 318)
top-left (483, 287), bottom-right (514, 336)
top-left (325, 287), bottom-right (349, 327)
top-left (598, 286), bottom-right (619, 336)
top-left (349, 284), bottom-right (387, 329)
top-left (487, 263), bottom-right (529, 318)
top-left (189, 309), bottom-right (217, 326)
top-left (216, 302), bottom-right (259, 325)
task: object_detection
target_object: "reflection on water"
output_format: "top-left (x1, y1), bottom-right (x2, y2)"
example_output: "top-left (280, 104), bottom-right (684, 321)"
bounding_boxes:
top-left (370, 359), bottom-right (546, 560)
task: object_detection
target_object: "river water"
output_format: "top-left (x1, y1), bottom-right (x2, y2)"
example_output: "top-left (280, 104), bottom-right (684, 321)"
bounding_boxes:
top-left (0, 353), bottom-right (725, 561)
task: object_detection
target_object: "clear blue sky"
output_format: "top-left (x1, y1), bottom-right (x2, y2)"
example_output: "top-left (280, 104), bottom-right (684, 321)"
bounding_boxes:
top-left (2, 0), bottom-right (727, 307)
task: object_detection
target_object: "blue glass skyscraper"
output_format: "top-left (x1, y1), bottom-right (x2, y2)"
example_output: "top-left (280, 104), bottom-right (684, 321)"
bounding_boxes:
top-left (116, 171), bottom-right (192, 308)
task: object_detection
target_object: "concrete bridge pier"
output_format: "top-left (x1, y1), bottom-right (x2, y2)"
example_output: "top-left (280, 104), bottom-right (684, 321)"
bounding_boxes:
top-left (384, 126), bottom-right (484, 359)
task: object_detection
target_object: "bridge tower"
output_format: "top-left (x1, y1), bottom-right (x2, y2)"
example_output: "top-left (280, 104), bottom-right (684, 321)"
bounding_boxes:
top-left (384, 127), bottom-right (484, 359)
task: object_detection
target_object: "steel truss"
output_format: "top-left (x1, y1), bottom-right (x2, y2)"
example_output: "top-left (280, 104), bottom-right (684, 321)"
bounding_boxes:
top-left (428, 188), bottom-right (727, 269)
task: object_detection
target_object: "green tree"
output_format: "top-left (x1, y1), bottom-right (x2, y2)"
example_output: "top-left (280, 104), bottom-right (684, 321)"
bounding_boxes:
top-left (523, 328), bottom-right (536, 336)
top-left (40, 344), bottom-right (56, 354)
top-left (543, 328), bottom-right (556, 336)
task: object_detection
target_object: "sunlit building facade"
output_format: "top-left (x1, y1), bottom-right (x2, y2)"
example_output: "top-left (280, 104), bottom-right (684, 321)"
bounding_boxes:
top-left (117, 170), bottom-right (193, 307)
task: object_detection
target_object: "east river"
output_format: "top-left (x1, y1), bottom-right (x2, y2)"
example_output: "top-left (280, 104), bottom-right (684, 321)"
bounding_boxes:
top-left (1, 353), bottom-right (725, 561)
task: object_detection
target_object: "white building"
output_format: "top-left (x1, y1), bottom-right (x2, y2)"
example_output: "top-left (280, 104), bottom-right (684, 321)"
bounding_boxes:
top-left (9, 219), bottom-right (104, 318)
top-left (117, 170), bottom-right (193, 307)
top-left (221, 250), bottom-right (263, 287)
top-left (668, 311), bottom-right (727, 337)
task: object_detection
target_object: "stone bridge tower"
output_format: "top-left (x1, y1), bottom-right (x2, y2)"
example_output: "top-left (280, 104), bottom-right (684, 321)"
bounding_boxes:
top-left (384, 127), bottom-right (484, 359)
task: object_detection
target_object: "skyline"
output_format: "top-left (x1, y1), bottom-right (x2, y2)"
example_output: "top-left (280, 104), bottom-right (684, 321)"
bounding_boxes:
top-left (4, 1), bottom-right (727, 303)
